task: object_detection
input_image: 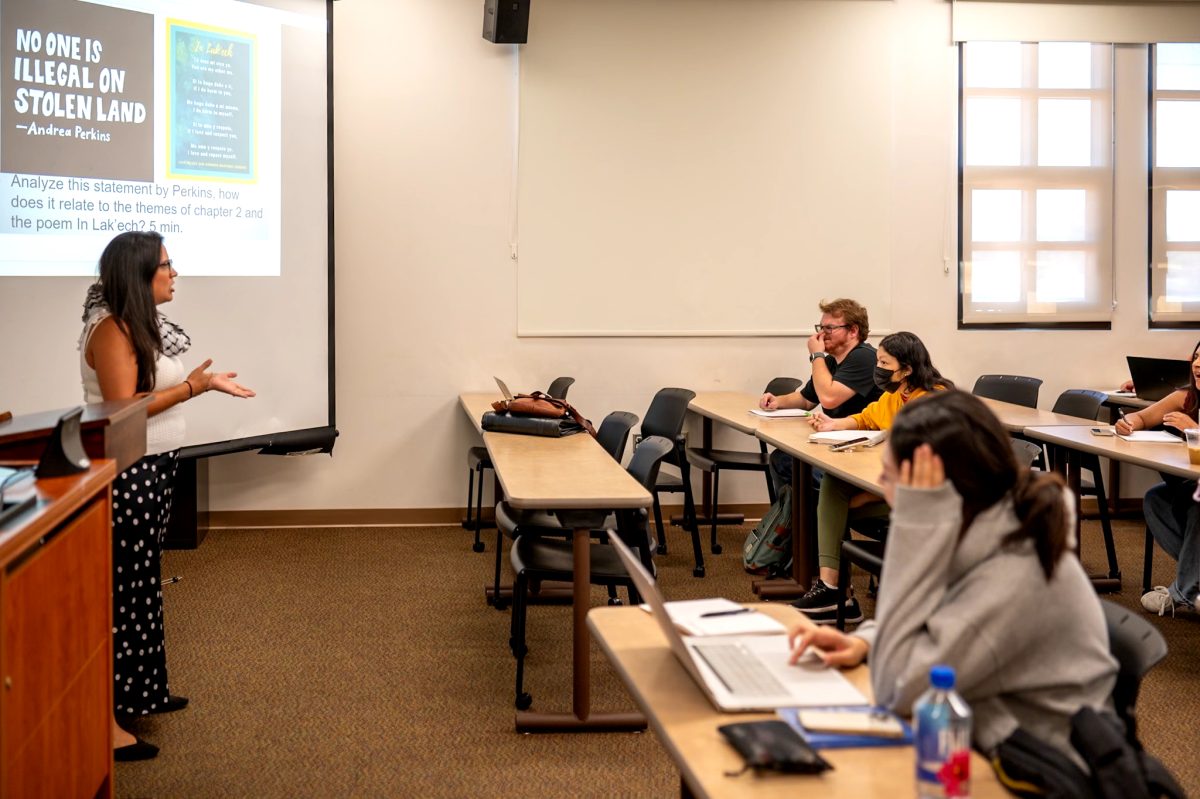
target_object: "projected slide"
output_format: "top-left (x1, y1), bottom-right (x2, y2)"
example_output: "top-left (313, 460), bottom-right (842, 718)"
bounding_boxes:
top-left (0, 0), bottom-right (282, 276)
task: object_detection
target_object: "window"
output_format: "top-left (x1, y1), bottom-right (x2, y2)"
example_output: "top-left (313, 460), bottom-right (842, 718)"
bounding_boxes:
top-left (1150, 43), bottom-right (1200, 326)
top-left (959, 42), bottom-right (1114, 327)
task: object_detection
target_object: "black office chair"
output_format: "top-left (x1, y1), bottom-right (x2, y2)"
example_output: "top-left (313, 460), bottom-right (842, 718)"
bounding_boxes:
top-left (489, 410), bottom-right (639, 608)
top-left (1101, 600), bottom-right (1168, 741)
top-left (834, 438), bottom-right (1048, 631)
top-left (465, 376), bottom-right (576, 553)
top-left (638, 388), bottom-right (704, 576)
top-left (972, 374), bottom-right (1043, 408)
top-left (508, 436), bottom-right (674, 710)
top-left (686, 377), bottom-right (803, 556)
top-left (1047, 390), bottom-right (1120, 585)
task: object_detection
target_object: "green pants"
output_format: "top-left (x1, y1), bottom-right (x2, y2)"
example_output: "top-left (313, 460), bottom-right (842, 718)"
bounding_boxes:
top-left (816, 473), bottom-right (890, 571)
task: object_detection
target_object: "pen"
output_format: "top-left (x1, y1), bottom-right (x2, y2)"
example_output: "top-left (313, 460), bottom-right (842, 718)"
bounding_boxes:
top-left (699, 608), bottom-right (754, 618)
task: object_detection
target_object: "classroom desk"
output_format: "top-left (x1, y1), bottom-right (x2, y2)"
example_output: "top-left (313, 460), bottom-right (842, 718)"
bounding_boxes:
top-left (753, 420), bottom-right (885, 599)
top-left (977, 397), bottom-right (1097, 432)
top-left (588, 603), bottom-right (1006, 799)
top-left (461, 392), bottom-right (653, 732)
top-left (687, 392), bottom-right (772, 526)
top-left (1024, 425), bottom-right (1199, 592)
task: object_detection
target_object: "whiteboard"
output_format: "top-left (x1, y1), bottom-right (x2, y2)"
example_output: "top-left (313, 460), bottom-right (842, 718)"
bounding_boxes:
top-left (515, 0), bottom-right (895, 337)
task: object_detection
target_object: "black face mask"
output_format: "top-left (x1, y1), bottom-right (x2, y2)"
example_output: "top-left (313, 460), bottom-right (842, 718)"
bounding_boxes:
top-left (874, 366), bottom-right (903, 392)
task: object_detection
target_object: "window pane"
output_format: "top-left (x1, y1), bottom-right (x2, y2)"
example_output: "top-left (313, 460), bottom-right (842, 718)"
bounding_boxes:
top-left (972, 189), bottom-right (1022, 241)
top-left (965, 42), bottom-right (1023, 88)
top-left (1036, 189), bottom-right (1086, 242)
top-left (965, 98), bottom-right (1021, 166)
top-left (1035, 251), bottom-right (1086, 302)
top-left (1156, 101), bottom-right (1200, 168)
top-left (1039, 42), bottom-right (1091, 89)
top-left (1038, 99), bottom-right (1091, 166)
top-left (970, 251), bottom-right (1022, 303)
top-left (1157, 43), bottom-right (1200, 91)
top-left (1165, 252), bottom-right (1200, 303)
top-left (1167, 191), bottom-right (1200, 242)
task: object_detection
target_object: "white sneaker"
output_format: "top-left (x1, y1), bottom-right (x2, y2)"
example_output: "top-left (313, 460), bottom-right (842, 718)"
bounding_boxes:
top-left (1141, 586), bottom-right (1191, 617)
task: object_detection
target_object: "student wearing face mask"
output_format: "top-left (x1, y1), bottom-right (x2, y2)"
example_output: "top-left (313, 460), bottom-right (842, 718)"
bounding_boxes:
top-left (792, 332), bottom-right (953, 623)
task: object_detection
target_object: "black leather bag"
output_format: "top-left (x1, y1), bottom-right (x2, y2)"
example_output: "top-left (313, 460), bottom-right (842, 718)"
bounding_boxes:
top-left (481, 410), bottom-right (586, 438)
top-left (717, 721), bottom-right (833, 776)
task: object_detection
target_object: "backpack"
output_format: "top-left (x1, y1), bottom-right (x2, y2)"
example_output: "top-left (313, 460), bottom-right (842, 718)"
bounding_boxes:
top-left (743, 485), bottom-right (792, 575)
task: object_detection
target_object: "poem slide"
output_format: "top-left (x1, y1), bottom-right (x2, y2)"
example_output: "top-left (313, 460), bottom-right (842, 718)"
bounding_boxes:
top-left (168, 22), bottom-right (256, 181)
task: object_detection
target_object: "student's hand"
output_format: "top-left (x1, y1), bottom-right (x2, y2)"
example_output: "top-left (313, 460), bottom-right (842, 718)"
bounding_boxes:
top-left (1119, 379), bottom-right (1134, 392)
top-left (788, 624), bottom-right (869, 668)
top-left (898, 443), bottom-right (945, 489)
top-left (760, 392), bottom-right (779, 410)
top-left (808, 411), bottom-right (832, 431)
top-left (1163, 411), bottom-right (1193, 432)
top-left (807, 331), bottom-right (825, 354)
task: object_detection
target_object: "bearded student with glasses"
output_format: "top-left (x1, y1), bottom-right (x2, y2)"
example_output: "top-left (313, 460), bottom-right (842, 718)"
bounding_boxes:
top-left (759, 298), bottom-right (883, 493)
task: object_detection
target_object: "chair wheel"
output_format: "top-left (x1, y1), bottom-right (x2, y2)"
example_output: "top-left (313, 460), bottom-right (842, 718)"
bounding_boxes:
top-left (472, 541), bottom-right (485, 553)
top-left (711, 543), bottom-right (723, 555)
top-left (693, 566), bottom-right (706, 578)
top-left (607, 597), bottom-right (623, 606)
top-left (494, 600), bottom-right (509, 611)
top-left (656, 543), bottom-right (668, 556)
top-left (516, 693), bottom-right (533, 711)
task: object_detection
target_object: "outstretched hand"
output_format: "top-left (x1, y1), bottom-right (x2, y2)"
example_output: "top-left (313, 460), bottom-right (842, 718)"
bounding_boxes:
top-left (898, 443), bottom-right (944, 489)
top-left (186, 358), bottom-right (255, 399)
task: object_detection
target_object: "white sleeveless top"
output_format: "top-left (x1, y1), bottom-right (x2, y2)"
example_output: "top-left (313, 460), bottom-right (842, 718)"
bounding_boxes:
top-left (80, 312), bottom-right (186, 456)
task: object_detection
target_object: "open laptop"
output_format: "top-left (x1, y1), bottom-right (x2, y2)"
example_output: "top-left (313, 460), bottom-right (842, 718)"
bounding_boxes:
top-left (1126, 357), bottom-right (1191, 402)
top-left (608, 535), bottom-right (867, 711)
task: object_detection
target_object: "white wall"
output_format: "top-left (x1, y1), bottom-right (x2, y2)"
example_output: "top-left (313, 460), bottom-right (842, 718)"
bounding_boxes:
top-left (206, 0), bottom-right (1195, 514)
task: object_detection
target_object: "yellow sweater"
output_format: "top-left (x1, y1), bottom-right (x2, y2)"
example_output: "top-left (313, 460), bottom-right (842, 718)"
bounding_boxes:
top-left (850, 386), bottom-right (939, 431)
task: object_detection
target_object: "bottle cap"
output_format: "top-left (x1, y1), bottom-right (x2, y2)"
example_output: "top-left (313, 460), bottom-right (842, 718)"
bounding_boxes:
top-left (930, 664), bottom-right (956, 690)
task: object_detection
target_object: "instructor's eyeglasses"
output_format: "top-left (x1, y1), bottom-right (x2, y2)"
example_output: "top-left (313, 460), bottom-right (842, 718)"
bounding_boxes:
top-left (814, 324), bottom-right (850, 334)
top-left (158, 259), bottom-right (174, 270)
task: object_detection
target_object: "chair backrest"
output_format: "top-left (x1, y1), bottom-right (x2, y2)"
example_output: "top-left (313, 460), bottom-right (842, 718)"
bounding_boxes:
top-left (1051, 389), bottom-right (1107, 421)
top-left (972, 374), bottom-right (1043, 408)
top-left (764, 376), bottom-right (803, 396)
top-left (546, 376), bottom-right (575, 400)
top-left (1101, 599), bottom-right (1168, 735)
top-left (596, 411), bottom-right (639, 463)
top-left (626, 435), bottom-right (675, 491)
top-left (640, 387), bottom-right (697, 441)
top-left (1009, 438), bottom-right (1044, 469)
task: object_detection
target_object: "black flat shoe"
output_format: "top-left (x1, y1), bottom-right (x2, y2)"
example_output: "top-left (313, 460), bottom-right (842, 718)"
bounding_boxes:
top-left (114, 737), bottom-right (159, 762)
top-left (158, 694), bottom-right (189, 713)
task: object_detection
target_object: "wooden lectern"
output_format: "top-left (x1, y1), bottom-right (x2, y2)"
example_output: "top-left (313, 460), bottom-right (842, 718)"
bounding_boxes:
top-left (0, 400), bottom-right (148, 798)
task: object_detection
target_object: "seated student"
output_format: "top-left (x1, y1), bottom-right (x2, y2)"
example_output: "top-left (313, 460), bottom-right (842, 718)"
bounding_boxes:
top-left (759, 298), bottom-right (882, 491)
top-left (789, 390), bottom-right (1117, 769)
top-left (791, 331), bottom-right (952, 623)
top-left (1115, 340), bottom-right (1200, 616)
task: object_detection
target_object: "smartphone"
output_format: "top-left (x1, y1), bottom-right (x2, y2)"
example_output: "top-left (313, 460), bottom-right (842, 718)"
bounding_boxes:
top-left (1090, 427), bottom-right (1115, 437)
top-left (829, 437), bottom-right (869, 451)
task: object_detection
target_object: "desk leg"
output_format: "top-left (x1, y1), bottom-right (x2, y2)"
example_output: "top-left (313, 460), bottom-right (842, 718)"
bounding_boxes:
top-left (752, 455), bottom-right (812, 599)
top-left (514, 526), bottom-right (646, 733)
top-left (1064, 448), bottom-right (1121, 594)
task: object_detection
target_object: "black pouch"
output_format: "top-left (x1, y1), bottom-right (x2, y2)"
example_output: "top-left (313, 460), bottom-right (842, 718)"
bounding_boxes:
top-left (481, 411), bottom-right (585, 438)
top-left (717, 721), bottom-right (833, 776)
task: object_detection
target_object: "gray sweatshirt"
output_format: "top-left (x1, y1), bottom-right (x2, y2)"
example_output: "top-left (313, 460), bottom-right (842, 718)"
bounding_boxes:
top-left (854, 483), bottom-right (1117, 765)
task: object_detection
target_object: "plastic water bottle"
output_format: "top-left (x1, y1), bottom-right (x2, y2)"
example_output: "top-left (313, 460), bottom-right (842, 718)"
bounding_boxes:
top-left (914, 664), bottom-right (973, 798)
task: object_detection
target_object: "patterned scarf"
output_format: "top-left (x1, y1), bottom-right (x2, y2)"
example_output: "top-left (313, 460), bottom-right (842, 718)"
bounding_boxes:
top-left (80, 283), bottom-right (191, 356)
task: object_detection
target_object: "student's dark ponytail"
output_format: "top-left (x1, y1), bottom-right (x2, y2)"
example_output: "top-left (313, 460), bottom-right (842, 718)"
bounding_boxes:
top-left (1010, 469), bottom-right (1071, 580)
top-left (890, 390), bottom-right (1071, 580)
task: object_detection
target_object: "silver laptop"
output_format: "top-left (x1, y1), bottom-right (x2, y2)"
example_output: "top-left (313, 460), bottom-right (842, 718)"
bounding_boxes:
top-left (494, 376), bottom-right (515, 401)
top-left (608, 536), bottom-right (866, 711)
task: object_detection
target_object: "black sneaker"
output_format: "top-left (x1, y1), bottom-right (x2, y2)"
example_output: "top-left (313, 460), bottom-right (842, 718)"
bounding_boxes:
top-left (790, 580), bottom-right (839, 613)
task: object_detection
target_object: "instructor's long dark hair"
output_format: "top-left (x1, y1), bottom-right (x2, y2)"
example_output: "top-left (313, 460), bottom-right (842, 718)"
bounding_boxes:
top-left (889, 390), bottom-right (1069, 580)
top-left (98, 231), bottom-right (164, 393)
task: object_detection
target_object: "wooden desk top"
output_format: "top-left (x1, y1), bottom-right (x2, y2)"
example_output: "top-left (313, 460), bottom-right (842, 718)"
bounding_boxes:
top-left (459, 392), bottom-right (499, 434)
top-left (589, 603), bottom-right (1005, 799)
top-left (458, 392), bottom-right (651, 511)
top-left (978, 398), bottom-right (1096, 432)
top-left (0, 460), bottom-right (117, 565)
top-left (1025, 425), bottom-right (1200, 481)
top-left (688, 392), bottom-right (773, 436)
top-left (1093, 391), bottom-right (1152, 410)
top-left (755, 420), bottom-right (884, 495)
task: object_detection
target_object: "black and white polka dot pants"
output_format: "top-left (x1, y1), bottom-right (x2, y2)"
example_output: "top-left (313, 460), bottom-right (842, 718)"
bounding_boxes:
top-left (112, 449), bottom-right (179, 717)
